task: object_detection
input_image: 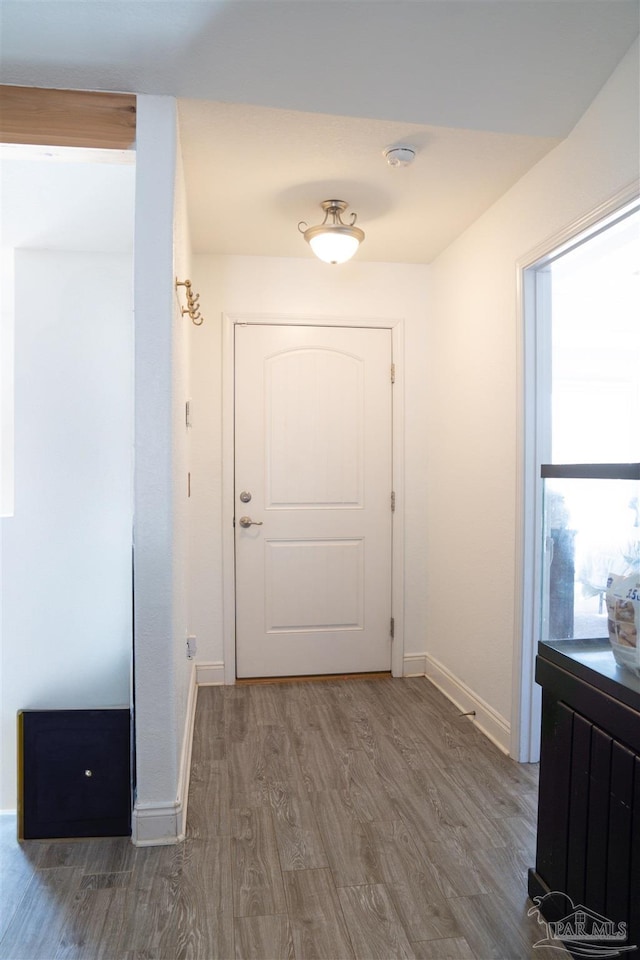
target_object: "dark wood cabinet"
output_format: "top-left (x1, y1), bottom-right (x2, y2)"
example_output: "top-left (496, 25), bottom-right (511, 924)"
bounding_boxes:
top-left (530, 640), bottom-right (640, 956)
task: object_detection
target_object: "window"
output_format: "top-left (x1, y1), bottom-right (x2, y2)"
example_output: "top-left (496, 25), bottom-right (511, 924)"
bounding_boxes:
top-left (535, 202), bottom-right (640, 642)
top-left (548, 208), bottom-right (640, 464)
top-left (517, 198), bottom-right (640, 762)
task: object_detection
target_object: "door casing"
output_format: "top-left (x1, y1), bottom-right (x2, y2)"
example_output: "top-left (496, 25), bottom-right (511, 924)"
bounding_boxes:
top-left (512, 183), bottom-right (639, 762)
top-left (222, 312), bottom-right (405, 684)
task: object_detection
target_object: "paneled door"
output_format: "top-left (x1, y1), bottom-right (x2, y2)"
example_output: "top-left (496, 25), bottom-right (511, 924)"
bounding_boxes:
top-left (234, 323), bottom-right (393, 678)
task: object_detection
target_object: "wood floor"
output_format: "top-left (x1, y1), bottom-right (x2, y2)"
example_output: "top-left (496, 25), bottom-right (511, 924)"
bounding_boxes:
top-left (0, 677), bottom-right (570, 959)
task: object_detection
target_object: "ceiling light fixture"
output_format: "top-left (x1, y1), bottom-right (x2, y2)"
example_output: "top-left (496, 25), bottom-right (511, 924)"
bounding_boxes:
top-left (298, 200), bottom-right (364, 264)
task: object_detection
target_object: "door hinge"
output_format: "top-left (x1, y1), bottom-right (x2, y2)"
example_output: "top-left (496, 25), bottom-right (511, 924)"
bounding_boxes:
top-left (391, 490), bottom-right (396, 512)
top-left (390, 363), bottom-right (396, 384)
top-left (390, 617), bottom-right (395, 639)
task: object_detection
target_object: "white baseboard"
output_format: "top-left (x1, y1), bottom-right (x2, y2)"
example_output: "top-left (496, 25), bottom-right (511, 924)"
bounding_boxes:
top-left (402, 654), bottom-right (428, 677)
top-left (176, 661), bottom-right (198, 838)
top-left (131, 801), bottom-right (182, 846)
top-left (404, 652), bottom-right (511, 755)
top-left (132, 662), bottom-right (198, 846)
top-left (195, 661), bottom-right (225, 685)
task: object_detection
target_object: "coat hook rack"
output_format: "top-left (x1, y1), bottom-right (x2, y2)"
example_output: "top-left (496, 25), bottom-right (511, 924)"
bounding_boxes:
top-left (175, 278), bottom-right (204, 326)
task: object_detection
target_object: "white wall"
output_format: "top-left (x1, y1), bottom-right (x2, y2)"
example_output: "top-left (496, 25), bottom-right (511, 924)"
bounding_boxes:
top-left (188, 255), bottom-right (430, 673)
top-left (425, 40), bottom-right (639, 737)
top-left (171, 124), bottom-right (195, 823)
top-left (0, 249), bottom-right (15, 519)
top-left (0, 250), bottom-right (133, 811)
top-left (132, 95), bottom-right (193, 843)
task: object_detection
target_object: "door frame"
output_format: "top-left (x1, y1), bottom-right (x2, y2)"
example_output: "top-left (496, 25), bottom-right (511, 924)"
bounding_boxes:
top-left (222, 312), bottom-right (405, 684)
top-left (512, 182), bottom-right (640, 762)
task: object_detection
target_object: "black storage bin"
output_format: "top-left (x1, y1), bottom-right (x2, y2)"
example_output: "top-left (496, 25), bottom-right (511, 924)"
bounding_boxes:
top-left (18, 708), bottom-right (131, 840)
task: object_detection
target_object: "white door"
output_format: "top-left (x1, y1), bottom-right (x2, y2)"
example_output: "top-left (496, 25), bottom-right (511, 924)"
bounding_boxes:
top-left (234, 323), bottom-right (393, 678)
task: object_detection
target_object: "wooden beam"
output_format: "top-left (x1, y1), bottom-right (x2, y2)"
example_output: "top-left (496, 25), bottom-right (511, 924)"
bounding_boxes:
top-left (0, 86), bottom-right (136, 150)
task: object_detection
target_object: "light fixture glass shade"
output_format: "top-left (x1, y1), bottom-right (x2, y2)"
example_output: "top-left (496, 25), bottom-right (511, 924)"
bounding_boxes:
top-left (298, 200), bottom-right (365, 264)
top-left (308, 230), bottom-right (361, 264)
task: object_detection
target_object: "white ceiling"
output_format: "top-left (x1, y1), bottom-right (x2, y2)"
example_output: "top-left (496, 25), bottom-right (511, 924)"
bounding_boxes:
top-left (1, 1), bottom-right (638, 263)
top-left (178, 98), bottom-right (560, 261)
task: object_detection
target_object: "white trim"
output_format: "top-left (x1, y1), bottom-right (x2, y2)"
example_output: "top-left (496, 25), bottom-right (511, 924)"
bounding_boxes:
top-left (195, 661), bottom-right (225, 685)
top-left (424, 654), bottom-right (511, 755)
top-left (512, 182), bottom-right (640, 763)
top-left (511, 264), bottom-right (550, 762)
top-left (131, 801), bottom-right (182, 846)
top-left (518, 180), bottom-right (640, 271)
top-left (402, 654), bottom-right (427, 677)
top-left (222, 312), bottom-right (405, 682)
top-left (175, 662), bottom-right (197, 838)
top-left (222, 313), bottom-right (236, 685)
top-left (132, 662), bottom-right (198, 846)
top-left (390, 319), bottom-right (405, 679)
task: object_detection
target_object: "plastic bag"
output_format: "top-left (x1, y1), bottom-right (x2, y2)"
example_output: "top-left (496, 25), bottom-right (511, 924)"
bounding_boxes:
top-left (606, 572), bottom-right (640, 675)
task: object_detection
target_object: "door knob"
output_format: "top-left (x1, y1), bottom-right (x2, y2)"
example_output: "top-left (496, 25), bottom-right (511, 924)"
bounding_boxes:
top-left (239, 516), bottom-right (263, 528)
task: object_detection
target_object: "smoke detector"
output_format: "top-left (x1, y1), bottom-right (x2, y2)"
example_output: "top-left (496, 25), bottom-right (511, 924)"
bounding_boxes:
top-left (383, 146), bottom-right (416, 168)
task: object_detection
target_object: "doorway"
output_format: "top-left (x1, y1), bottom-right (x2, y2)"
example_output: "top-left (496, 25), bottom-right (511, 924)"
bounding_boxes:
top-left (222, 315), bottom-right (406, 682)
top-left (0, 142), bottom-right (135, 812)
top-left (234, 323), bottom-right (393, 678)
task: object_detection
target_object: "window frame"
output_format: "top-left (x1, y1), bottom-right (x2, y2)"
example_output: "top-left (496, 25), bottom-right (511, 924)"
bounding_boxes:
top-left (513, 188), bottom-right (640, 763)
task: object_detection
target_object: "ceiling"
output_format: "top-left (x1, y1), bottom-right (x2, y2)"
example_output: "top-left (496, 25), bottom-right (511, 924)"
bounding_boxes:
top-left (178, 98), bottom-right (561, 262)
top-left (1, 1), bottom-right (638, 263)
